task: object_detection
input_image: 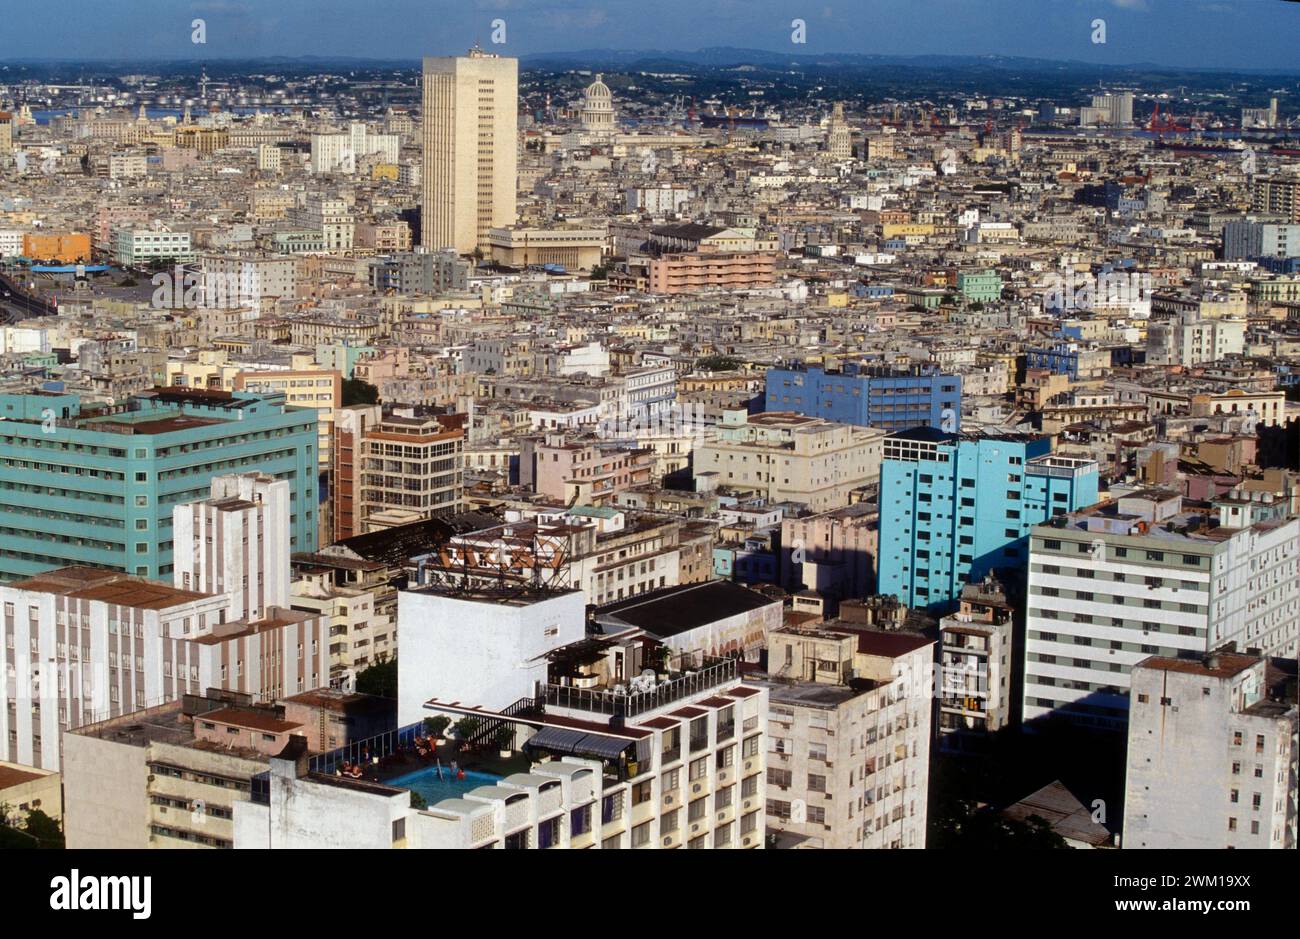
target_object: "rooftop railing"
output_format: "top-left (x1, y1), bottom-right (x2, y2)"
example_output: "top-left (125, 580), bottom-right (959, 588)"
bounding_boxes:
top-left (543, 655), bottom-right (738, 719)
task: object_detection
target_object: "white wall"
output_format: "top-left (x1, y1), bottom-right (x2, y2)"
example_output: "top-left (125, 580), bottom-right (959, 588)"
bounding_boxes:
top-left (396, 589), bottom-right (586, 725)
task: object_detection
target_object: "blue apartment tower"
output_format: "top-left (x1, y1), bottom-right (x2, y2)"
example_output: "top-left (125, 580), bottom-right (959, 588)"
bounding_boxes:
top-left (765, 363), bottom-right (962, 432)
top-left (877, 428), bottom-right (1099, 611)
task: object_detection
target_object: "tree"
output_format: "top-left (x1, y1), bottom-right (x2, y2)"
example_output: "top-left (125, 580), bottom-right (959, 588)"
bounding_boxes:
top-left (423, 716), bottom-right (451, 738)
top-left (342, 377), bottom-right (379, 407)
top-left (696, 355), bottom-right (741, 372)
top-left (0, 807), bottom-right (64, 849)
top-left (453, 717), bottom-right (482, 741)
top-left (355, 658), bottom-right (397, 698)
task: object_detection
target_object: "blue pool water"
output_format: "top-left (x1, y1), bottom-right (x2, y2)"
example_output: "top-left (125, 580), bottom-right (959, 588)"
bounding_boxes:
top-left (386, 767), bottom-right (501, 806)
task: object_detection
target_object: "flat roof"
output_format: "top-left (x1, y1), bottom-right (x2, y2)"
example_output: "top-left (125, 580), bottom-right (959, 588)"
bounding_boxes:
top-left (13, 567), bottom-right (212, 610)
top-left (1136, 653), bottom-right (1258, 680)
top-left (0, 764), bottom-right (48, 790)
top-left (594, 580), bottom-right (775, 637)
top-left (200, 707), bottom-right (302, 735)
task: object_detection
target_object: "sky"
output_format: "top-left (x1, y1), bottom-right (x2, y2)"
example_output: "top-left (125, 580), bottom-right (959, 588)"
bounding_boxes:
top-left (0, 0), bottom-right (1296, 71)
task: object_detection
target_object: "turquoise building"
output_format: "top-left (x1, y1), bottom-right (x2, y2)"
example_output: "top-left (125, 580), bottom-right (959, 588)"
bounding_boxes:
top-left (878, 429), bottom-right (1099, 611)
top-left (0, 388), bottom-right (319, 582)
top-left (315, 341), bottom-right (375, 380)
top-left (956, 269), bottom-right (1003, 303)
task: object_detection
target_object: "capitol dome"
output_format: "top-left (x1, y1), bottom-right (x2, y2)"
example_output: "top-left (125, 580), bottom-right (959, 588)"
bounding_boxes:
top-left (581, 74), bottom-right (615, 131)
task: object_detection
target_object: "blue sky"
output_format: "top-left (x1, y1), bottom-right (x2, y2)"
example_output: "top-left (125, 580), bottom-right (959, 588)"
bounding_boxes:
top-left (0, 0), bottom-right (1296, 70)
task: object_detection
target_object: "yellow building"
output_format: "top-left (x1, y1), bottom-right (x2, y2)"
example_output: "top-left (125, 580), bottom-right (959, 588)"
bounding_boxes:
top-left (22, 231), bottom-right (91, 263)
top-left (881, 223), bottom-right (934, 239)
top-left (234, 360), bottom-right (342, 470)
top-left (0, 761), bottom-right (63, 830)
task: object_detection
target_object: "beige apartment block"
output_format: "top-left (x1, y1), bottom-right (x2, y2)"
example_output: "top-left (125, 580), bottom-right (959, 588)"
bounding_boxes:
top-left (696, 410), bottom-right (884, 513)
top-left (63, 695), bottom-right (300, 849)
top-left (234, 364), bottom-right (342, 471)
top-left (759, 624), bottom-right (933, 849)
top-left (290, 573), bottom-right (389, 689)
top-left (422, 49), bottom-right (518, 254)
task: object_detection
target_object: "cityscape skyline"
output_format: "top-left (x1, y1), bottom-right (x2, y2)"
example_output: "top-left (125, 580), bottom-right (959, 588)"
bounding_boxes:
top-left (0, 0), bottom-right (1297, 890)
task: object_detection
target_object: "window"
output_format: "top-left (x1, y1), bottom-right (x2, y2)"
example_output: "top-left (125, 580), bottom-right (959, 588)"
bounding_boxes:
top-left (766, 799), bottom-right (792, 820)
top-left (538, 815), bottom-right (561, 849)
top-left (632, 780), bottom-right (652, 805)
top-left (632, 822), bottom-right (651, 847)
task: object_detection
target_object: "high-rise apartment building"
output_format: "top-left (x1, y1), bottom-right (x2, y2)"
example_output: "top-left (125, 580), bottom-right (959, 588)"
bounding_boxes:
top-left (759, 623), bottom-right (933, 849)
top-left (1250, 174), bottom-right (1300, 223)
top-left (0, 388), bottom-right (319, 582)
top-left (1023, 489), bottom-right (1300, 732)
top-left (826, 102), bottom-right (851, 160)
top-left (878, 429), bottom-right (1100, 611)
top-left (1222, 219), bottom-right (1300, 261)
top-left (421, 49), bottom-right (518, 254)
top-left (1123, 652), bottom-right (1296, 849)
top-left (172, 473), bottom-right (290, 622)
top-left (356, 409), bottom-right (465, 532)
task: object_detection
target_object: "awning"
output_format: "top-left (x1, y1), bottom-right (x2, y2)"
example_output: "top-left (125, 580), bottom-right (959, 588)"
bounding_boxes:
top-left (524, 726), bottom-right (634, 760)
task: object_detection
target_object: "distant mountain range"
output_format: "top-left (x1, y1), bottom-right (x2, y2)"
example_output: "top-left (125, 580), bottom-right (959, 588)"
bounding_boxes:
top-left (519, 47), bottom-right (1300, 76)
top-left (4, 48), bottom-right (1298, 75)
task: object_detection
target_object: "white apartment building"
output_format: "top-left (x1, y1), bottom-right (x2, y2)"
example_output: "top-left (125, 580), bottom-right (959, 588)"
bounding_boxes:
top-left (257, 144), bottom-right (282, 173)
top-left (0, 473), bottom-right (326, 771)
top-left (198, 254), bottom-right (296, 315)
top-left (291, 196), bottom-right (354, 252)
top-left (1123, 652), bottom-right (1297, 849)
top-left (113, 228), bottom-right (194, 265)
top-left (626, 184), bottom-right (692, 215)
top-left (1146, 315), bottom-right (1246, 367)
top-left (1024, 488), bottom-right (1300, 732)
top-left (0, 229), bottom-right (25, 258)
top-left (311, 123), bottom-right (400, 175)
top-left (236, 583), bottom-right (769, 849)
top-left (172, 473), bottom-right (290, 623)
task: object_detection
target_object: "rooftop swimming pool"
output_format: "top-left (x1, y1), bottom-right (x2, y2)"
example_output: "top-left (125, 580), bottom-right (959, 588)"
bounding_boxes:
top-left (386, 766), bottom-right (501, 806)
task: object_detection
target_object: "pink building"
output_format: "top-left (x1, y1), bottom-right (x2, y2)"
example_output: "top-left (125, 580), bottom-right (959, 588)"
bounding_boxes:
top-left (527, 434), bottom-right (655, 505)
